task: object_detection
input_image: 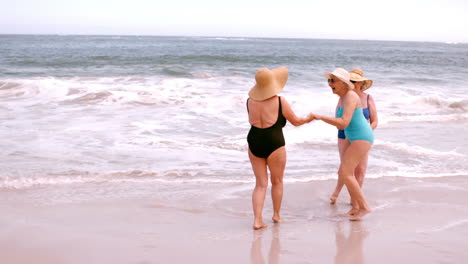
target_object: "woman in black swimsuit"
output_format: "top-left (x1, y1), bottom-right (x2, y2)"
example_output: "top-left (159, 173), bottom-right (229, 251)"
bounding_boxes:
top-left (247, 66), bottom-right (313, 230)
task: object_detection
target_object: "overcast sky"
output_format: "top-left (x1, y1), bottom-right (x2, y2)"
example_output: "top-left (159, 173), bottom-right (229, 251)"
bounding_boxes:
top-left (2, 0), bottom-right (468, 42)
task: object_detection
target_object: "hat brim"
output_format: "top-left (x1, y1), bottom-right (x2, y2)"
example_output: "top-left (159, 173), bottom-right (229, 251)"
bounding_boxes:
top-left (350, 72), bottom-right (373, 91)
top-left (324, 72), bottom-right (354, 90)
top-left (249, 67), bottom-right (288, 101)
top-left (248, 84), bottom-right (283, 101)
top-left (361, 80), bottom-right (373, 91)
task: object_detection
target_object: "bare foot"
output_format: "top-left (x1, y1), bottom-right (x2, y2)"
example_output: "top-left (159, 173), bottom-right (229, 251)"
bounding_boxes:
top-left (347, 208), bottom-right (359, 215)
top-left (272, 216), bottom-right (281, 223)
top-left (339, 208), bottom-right (359, 216)
top-left (330, 192), bottom-right (339, 204)
top-left (349, 208), bottom-right (372, 221)
top-left (253, 220), bottom-right (268, 230)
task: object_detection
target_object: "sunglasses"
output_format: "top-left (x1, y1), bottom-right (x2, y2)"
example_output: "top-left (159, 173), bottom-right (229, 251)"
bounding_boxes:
top-left (350, 80), bottom-right (357, 83)
top-left (327, 78), bottom-right (335, 83)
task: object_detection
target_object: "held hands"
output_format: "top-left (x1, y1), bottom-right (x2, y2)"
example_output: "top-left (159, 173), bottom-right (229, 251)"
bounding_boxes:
top-left (302, 113), bottom-right (320, 124)
top-left (306, 113), bottom-right (316, 123)
top-left (306, 113), bottom-right (322, 122)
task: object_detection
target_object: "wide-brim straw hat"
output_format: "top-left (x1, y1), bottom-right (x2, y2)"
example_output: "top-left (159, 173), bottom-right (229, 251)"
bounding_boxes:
top-left (248, 66), bottom-right (288, 101)
top-left (349, 68), bottom-right (373, 91)
top-left (324, 68), bottom-right (354, 90)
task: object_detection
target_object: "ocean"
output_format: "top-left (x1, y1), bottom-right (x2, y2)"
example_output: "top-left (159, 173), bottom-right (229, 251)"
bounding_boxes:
top-left (1, 35), bottom-right (468, 200)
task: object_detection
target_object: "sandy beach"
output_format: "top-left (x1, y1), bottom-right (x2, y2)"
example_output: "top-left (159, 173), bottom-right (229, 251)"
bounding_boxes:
top-left (2, 176), bottom-right (468, 264)
top-left (1, 35), bottom-right (468, 264)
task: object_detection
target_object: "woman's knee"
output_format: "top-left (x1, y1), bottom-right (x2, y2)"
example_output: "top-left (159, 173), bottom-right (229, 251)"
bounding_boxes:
top-left (255, 179), bottom-right (268, 189)
top-left (338, 168), bottom-right (354, 184)
top-left (270, 176), bottom-right (283, 186)
top-left (338, 167), bottom-right (353, 178)
top-left (354, 166), bottom-right (366, 177)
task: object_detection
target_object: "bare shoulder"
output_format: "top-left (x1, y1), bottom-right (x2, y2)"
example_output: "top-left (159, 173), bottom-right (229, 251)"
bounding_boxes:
top-left (280, 96), bottom-right (291, 107)
top-left (343, 91), bottom-right (360, 110)
top-left (344, 90), bottom-right (360, 102)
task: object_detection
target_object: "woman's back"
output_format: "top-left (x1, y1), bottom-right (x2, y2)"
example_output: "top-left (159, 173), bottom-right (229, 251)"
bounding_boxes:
top-left (248, 96), bottom-right (283, 128)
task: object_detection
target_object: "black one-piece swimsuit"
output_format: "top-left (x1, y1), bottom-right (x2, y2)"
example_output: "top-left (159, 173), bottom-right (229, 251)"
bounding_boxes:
top-left (247, 96), bottom-right (287, 158)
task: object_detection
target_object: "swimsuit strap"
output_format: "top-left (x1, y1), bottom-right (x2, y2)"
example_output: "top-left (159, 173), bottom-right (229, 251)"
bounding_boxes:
top-left (276, 96), bottom-right (287, 127)
top-left (278, 96), bottom-right (282, 116)
top-left (367, 94), bottom-right (370, 119)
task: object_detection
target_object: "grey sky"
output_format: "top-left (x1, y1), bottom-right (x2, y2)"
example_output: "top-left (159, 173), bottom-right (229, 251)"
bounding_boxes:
top-left (3, 0), bottom-right (468, 42)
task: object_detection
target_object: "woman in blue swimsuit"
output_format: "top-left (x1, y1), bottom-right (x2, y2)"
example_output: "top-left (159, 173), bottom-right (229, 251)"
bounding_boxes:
top-left (247, 66), bottom-right (313, 229)
top-left (311, 68), bottom-right (373, 221)
top-left (330, 69), bottom-right (378, 205)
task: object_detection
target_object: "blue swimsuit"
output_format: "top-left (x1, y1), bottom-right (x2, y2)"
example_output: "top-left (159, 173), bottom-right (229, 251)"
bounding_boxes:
top-left (336, 106), bottom-right (374, 144)
top-left (338, 94), bottom-right (371, 140)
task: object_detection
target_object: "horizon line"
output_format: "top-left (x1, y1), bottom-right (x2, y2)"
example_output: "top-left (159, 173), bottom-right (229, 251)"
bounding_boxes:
top-left (0, 33), bottom-right (465, 45)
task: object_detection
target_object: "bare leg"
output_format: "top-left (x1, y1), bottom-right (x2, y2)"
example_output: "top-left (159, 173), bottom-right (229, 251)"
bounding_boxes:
top-left (249, 149), bottom-right (269, 229)
top-left (354, 153), bottom-right (368, 188)
top-left (346, 153), bottom-right (369, 214)
top-left (339, 140), bottom-right (372, 221)
top-left (267, 147), bottom-right (286, 223)
top-left (330, 138), bottom-right (350, 204)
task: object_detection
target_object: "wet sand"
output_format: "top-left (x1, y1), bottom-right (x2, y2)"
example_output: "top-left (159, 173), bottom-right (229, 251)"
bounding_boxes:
top-left (1, 176), bottom-right (468, 263)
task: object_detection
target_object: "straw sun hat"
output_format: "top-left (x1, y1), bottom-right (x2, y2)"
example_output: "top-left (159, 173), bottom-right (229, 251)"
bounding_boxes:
top-left (248, 66), bottom-right (288, 101)
top-left (349, 68), bottom-right (373, 91)
top-left (324, 68), bottom-right (354, 90)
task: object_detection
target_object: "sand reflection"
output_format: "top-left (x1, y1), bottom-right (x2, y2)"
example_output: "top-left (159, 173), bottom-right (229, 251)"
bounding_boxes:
top-left (250, 224), bottom-right (280, 264)
top-left (334, 221), bottom-right (369, 264)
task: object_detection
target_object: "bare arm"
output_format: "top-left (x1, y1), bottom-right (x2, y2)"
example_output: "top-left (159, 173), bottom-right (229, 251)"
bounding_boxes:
top-left (281, 97), bottom-right (313, 126)
top-left (368, 95), bottom-right (378, 130)
top-left (335, 97), bottom-right (342, 117)
top-left (314, 92), bottom-right (358, 129)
